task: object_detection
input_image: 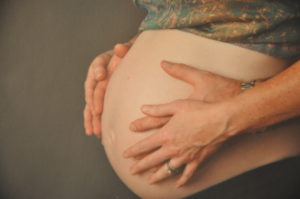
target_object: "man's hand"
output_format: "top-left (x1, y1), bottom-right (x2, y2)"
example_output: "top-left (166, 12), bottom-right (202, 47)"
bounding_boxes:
top-left (124, 60), bottom-right (243, 186)
top-left (129, 60), bottom-right (242, 133)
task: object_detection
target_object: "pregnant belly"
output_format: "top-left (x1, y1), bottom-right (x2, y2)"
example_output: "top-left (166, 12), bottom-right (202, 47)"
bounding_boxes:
top-left (101, 29), bottom-right (300, 199)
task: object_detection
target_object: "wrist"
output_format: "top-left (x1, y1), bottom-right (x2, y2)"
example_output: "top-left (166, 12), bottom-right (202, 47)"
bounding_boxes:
top-left (220, 99), bottom-right (246, 137)
top-left (223, 79), bottom-right (269, 137)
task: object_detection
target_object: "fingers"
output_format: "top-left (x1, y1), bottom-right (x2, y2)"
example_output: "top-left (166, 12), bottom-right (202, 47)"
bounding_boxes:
top-left (130, 146), bottom-right (177, 175)
top-left (83, 104), bottom-right (102, 138)
top-left (176, 158), bottom-right (200, 187)
top-left (84, 52), bottom-right (111, 111)
top-left (93, 80), bottom-right (108, 115)
top-left (146, 144), bottom-right (220, 187)
top-left (114, 43), bottom-right (132, 58)
top-left (148, 147), bottom-right (199, 184)
top-left (161, 61), bottom-right (201, 86)
top-left (84, 69), bottom-right (97, 111)
top-left (123, 133), bottom-right (162, 158)
top-left (84, 44), bottom-right (128, 137)
top-left (130, 116), bottom-right (170, 132)
top-left (107, 42), bottom-right (131, 76)
top-left (148, 162), bottom-right (173, 184)
top-left (141, 100), bottom-right (182, 117)
top-left (92, 53), bottom-right (112, 81)
top-left (83, 104), bottom-right (93, 136)
top-left (90, 80), bottom-right (108, 137)
top-left (107, 53), bottom-right (122, 76)
top-left (176, 143), bottom-right (220, 187)
top-left (92, 114), bottom-right (102, 138)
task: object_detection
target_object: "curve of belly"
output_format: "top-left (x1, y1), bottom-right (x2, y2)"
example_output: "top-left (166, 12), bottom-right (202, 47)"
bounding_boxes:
top-left (101, 30), bottom-right (300, 199)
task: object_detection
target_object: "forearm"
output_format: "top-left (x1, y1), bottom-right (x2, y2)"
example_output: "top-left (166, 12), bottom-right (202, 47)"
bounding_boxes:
top-left (227, 60), bottom-right (300, 135)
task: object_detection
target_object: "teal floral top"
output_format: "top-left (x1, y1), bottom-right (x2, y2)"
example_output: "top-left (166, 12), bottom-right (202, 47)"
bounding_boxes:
top-left (133, 0), bottom-right (300, 60)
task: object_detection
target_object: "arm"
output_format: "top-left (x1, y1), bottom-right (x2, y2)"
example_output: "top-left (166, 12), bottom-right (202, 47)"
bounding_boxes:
top-left (228, 60), bottom-right (300, 135)
top-left (123, 60), bottom-right (300, 186)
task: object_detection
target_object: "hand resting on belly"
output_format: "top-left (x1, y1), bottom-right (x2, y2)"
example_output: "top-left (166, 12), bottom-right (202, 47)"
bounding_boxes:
top-left (123, 60), bottom-right (255, 187)
top-left (93, 29), bottom-right (300, 199)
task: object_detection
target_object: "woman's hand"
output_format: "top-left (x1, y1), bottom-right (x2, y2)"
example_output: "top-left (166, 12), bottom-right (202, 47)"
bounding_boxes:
top-left (123, 99), bottom-right (237, 187)
top-left (83, 43), bottom-right (132, 138)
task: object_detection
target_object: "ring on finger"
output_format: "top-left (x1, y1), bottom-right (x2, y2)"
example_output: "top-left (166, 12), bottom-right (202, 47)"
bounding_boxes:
top-left (166, 160), bottom-right (181, 175)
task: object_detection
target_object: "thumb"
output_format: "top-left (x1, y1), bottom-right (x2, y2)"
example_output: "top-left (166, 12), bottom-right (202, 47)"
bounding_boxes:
top-left (161, 61), bottom-right (200, 86)
top-left (114, 43), bottom-right (131, 58)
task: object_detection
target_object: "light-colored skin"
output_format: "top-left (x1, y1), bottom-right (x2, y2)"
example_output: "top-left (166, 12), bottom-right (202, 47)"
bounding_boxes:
top-left (123, 59), bottom-right (300, 187)
top-left (83, 33), bottom-right (300, 188)
top-left (83, 45), bottom-right (126, 138)
top-left (121, 61), bottom-right (242, 187)
top-left (83, 34), bottom-right (139, 138)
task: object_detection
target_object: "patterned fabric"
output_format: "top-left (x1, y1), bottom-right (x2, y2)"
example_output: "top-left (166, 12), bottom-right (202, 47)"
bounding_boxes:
top-left (133, 0), bottom-right (300, 60)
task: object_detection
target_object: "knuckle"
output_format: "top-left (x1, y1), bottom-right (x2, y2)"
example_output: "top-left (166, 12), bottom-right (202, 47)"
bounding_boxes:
top-left (93, 108), bottom-right (101, 115)
top-left (87, 85), bottom-right (96, 95)
top-left (87, 86), bottom-right (95, 94)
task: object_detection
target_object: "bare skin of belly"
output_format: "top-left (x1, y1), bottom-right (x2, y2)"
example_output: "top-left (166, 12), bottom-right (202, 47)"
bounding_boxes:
top-left (101, 29), bottom-right (300, 199)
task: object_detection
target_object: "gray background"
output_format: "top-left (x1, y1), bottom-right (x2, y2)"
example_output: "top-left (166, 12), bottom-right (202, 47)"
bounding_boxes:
top-left (0, 0), bottom-right (146, 198)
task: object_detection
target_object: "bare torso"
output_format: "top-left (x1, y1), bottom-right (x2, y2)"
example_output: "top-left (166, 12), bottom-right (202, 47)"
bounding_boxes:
top-left (101, 29), bottom-right (300, 199)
